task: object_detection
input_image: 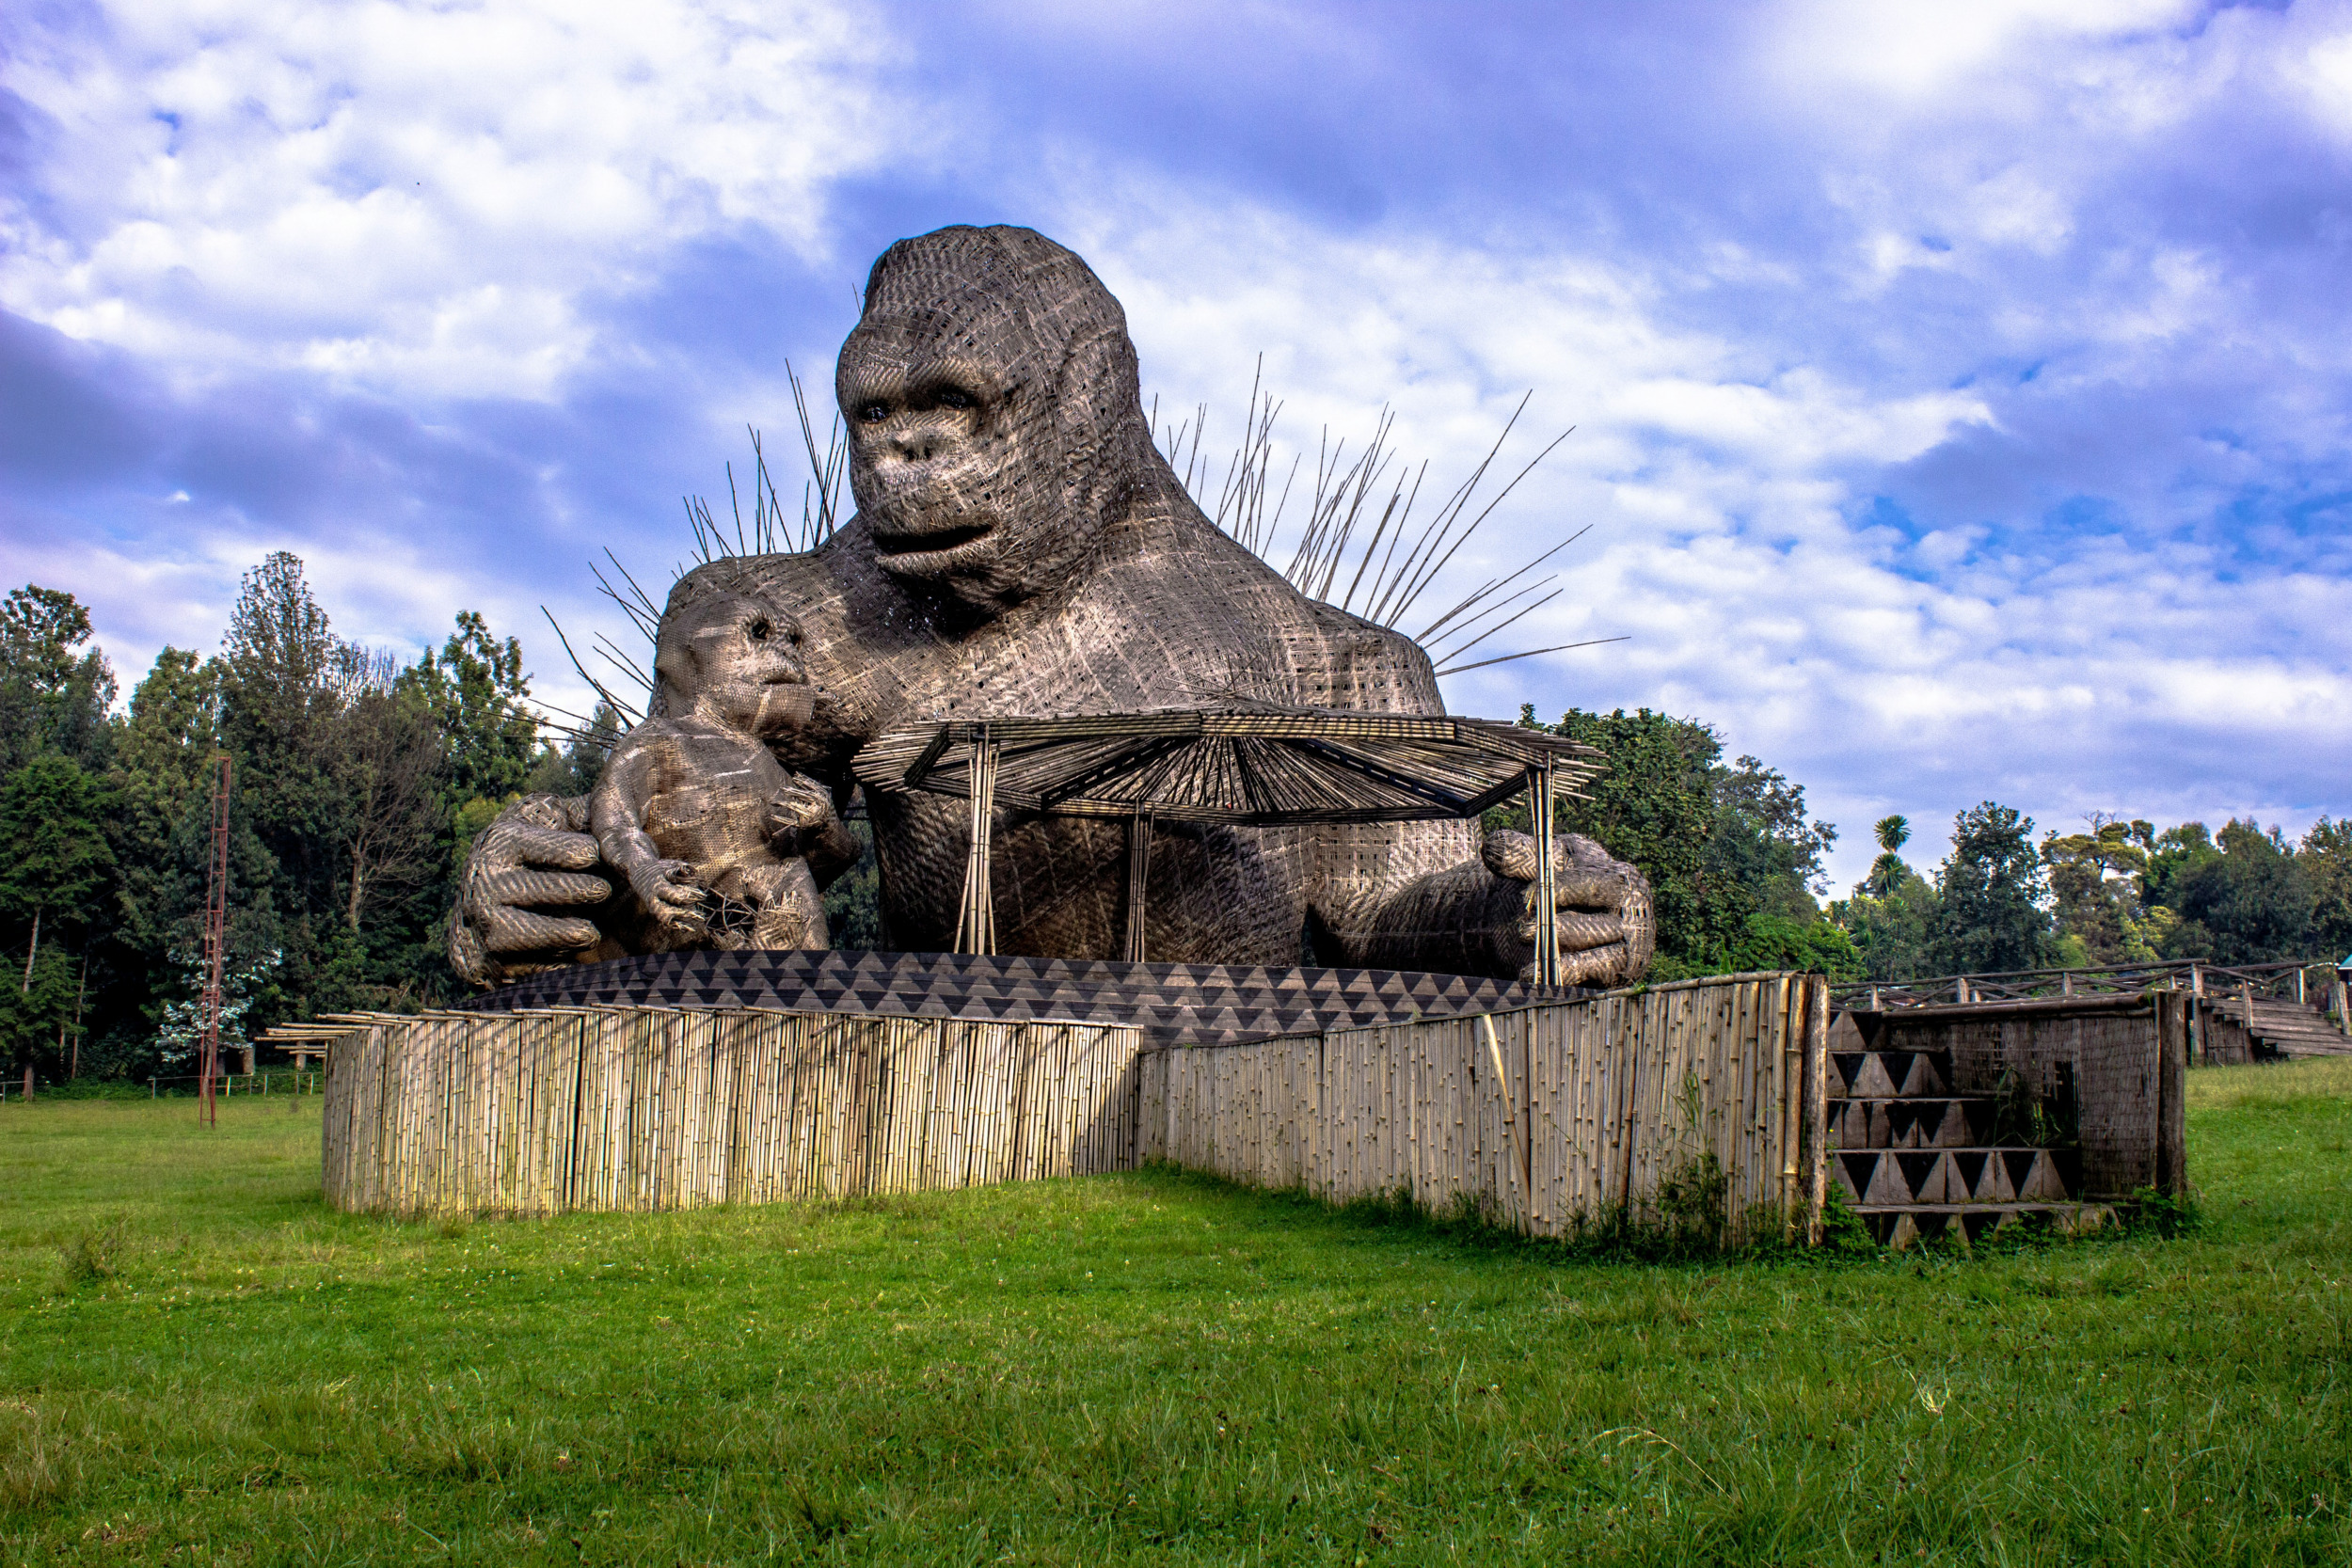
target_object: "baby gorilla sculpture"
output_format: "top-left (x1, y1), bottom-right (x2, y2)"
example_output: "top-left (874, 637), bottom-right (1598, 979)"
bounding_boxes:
top-left (590, 587), bottom-right (856, 952)
top-left (453, 225), bottom-right (1655, 989)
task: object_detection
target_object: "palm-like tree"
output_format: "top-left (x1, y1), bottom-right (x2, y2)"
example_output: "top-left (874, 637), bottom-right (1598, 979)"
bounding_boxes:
top-left (1866, 814), bottom-right (1911, 896)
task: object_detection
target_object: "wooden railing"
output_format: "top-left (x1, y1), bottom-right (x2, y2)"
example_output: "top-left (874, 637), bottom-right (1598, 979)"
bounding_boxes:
top-left (1832, 958), bottom-right (2346, 1016)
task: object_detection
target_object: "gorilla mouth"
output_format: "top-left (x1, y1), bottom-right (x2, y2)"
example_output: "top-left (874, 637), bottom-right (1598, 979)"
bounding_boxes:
top-left (872, 520), bottom-right (994, 558)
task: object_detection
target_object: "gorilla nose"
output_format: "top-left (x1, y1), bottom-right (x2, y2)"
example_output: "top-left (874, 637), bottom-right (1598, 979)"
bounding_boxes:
top-left (888, 428), bottom-right (941, 462)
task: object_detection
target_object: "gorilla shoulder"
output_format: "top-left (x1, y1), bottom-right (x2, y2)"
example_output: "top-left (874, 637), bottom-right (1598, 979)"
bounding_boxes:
top-left (1083, 500), bottom-right (1444, 717)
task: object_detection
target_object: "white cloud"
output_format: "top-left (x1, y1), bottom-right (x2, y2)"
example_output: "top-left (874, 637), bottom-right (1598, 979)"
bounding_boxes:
top-left (2297, 29), bottom-right (2352, 125)
top-left (1777, 0), bottom-right (2201, 99)
top-left (1, 0), bottom-right (897, 399)
top-left (1057, 189), bottom-right (2352, 887)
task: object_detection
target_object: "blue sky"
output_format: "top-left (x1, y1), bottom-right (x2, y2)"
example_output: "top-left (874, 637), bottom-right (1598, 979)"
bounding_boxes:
top-left (3, 0), bottom-right (2347, 890)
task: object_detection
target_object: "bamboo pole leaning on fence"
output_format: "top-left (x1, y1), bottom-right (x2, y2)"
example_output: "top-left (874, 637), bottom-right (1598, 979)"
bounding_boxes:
top-left (1132, 973), bottom-right (1831, 1246)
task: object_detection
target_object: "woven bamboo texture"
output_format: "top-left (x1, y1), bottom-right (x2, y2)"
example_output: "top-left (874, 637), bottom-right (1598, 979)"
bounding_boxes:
top-left (318, 974), bottom-right (1827, 1238)
top-left (1135, 973), bottom-right (1830, 1243)
top-left (320, 1008), bottom-right (1143, 1216)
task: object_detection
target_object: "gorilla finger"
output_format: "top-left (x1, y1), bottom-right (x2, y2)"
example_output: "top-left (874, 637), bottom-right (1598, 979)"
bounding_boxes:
top-left (1559, 943), bottom-right (1629, 986)
top-left (476, 869), bottom-right (613, 910)
top-left (1551, 873), bottom-right (1625, 909)
top-left (495, 825), bottom-right (605, 871)
top-left (1482, 831), bottom-right (1538, 882)
top-left (449, 919), bottom-right (492, 988)
top-left (1516, 911), bottom-right (1625, 949)
top-left (1557, 912), bottom-right (1625, 951)
top-left (481, 908), bottom-right (603, 954)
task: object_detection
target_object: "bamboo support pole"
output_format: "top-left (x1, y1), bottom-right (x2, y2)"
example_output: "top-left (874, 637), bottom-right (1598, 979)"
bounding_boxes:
top-left (955, 728), bottom-right (1000, 956)
top-left (1123, 807), bottom-right (1154, 964)
top-left (1527, 761), bottom-right (1558, 988)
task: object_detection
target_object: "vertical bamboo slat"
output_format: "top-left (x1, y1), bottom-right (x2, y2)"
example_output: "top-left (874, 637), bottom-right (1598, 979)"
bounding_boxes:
top-left (318, 978), bottom-right (1830, 1246)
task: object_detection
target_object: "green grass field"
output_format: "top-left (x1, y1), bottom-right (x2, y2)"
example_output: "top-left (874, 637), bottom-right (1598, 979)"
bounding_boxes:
top-left (4, 1063), bottom-right (2351, 1565)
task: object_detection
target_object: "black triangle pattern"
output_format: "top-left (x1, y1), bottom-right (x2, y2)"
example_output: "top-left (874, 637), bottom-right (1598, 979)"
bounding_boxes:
top-left (460, 948), bottom-right (1563, 1048)
top-left (1826, 1038), bottom-right (2086, 1243)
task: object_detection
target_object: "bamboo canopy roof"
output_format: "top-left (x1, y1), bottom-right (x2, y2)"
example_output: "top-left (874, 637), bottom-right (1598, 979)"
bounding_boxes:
top-left (850, 707), bottom-right (1602, 827)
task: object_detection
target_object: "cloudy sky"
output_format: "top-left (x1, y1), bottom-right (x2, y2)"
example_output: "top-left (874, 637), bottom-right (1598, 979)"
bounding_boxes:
top-left (3, 0), bottom-right (2347, 889)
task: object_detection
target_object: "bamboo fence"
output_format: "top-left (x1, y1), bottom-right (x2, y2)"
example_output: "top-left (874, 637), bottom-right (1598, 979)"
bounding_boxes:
top-left (321, 1008), bottom-right (1143, 1216)
top-left (319, 974), bottom-right (1829, 1242)
top-left (1136, 972), bottom-right (1830, 1244)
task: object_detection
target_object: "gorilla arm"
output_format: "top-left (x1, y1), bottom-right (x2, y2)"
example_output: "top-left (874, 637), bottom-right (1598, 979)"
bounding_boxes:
top-left (448, 794), bottom-right (622, 988)
top-left (764, 772), bottom-right (862, 886)
top-left (447, 771), bottom-right (862, 990)
top-left (1303, 817), bottom-right (1657, 987)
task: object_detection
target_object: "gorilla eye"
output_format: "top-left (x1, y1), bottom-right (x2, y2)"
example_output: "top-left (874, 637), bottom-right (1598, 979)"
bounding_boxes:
top-left (747, 618), bottom-right (771, 641)
top-left (857, 402), bottom-right (888, 422)
top-left (937, 388), bottom-right (976, 410)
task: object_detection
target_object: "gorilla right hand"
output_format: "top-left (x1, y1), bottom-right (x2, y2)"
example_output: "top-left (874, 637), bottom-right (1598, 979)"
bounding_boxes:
top-left (448, 794), bottom-right (621, 989)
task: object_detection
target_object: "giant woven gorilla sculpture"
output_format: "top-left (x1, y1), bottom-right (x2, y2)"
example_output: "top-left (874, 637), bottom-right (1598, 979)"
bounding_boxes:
top-left (453, 226), bottom-right (1654, 988)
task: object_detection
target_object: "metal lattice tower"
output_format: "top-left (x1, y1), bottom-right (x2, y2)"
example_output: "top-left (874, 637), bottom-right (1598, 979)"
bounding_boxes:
top-left (199, 754), bottom-right (231, 1128)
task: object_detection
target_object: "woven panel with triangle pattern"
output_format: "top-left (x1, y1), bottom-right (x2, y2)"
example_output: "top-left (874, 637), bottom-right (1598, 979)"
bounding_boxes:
top-left (459, 949), bottom-right (1561, 1048)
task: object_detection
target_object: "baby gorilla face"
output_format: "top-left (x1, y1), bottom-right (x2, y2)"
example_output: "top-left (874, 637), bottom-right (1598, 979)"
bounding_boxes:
top-left (654, 594), bottom-right (812, 736)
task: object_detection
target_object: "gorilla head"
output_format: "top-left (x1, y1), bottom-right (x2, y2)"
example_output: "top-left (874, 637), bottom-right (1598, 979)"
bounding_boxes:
top-left (838, 226), bottom-right (1156, 612)
top-left (651, 586), bottom-right (813, 736)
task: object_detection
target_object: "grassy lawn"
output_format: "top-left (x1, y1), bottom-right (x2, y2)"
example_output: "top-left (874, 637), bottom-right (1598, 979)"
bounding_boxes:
top-left (3, 1063), bottom-right (2350, 1565)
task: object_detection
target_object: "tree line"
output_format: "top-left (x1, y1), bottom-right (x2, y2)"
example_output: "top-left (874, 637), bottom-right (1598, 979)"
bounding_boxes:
top-left (0, 556), bottom-right (612, 1085)
top-left (1836, 809), bottom-right (2352, 981)
top-left (7, 562), bottom-right (2345, 1086)
top-left (1510, 706), bottom-right (2352, 983)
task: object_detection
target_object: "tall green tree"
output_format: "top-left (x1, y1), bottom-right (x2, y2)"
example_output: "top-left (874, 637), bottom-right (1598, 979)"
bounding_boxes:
top-left (339, 685), bottom-right (448, 931)
top-left (1506, 707), bottom-right (1849, 976)
top-left (522, 702), bottom-right (621, 800)
top-left (215, 552), bottom-right (375, 939)
top-left (2157, 818), bottom-right (2314, 964)
top-left (209, 552), bottom-right (441, 1021)
top-left (2041, 816), bottom-right (2153, 966)
top-left (1833, 868), bottom-right (1939, 983)
top-left (0, 584), bottom-right (118, 773)
top-left (1866, 816), bottom-right (1911, 896)
top-left (409, 610), bottom-right (539, 811)
top-left (1512, 706), bottom-right (1735, 966)
top-left (1708, 754), bottom-right (1838, 920)
top-left (1930, 801), bottom-right (2051, 974)
top-left (0, 754), bottom-right (116, 953)
top-left (2305, 817), bottom-right (2352, 962)
top-left (108, 649), bottom-right (221, 955)
top-left (0, 754), bottom-right (116, 1077)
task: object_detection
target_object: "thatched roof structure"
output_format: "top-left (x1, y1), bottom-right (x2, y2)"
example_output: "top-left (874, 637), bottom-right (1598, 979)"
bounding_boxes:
top-left (850, 708), bottom-right (1600, 826)
top-left (852, 707), bottom-right (1603, 981)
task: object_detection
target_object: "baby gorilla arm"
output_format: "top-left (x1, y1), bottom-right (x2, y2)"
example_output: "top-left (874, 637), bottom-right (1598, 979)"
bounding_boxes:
top-left (588, 733), bottom-right (709, 939)
top-left (764, 774), bottom-right (861, 886)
